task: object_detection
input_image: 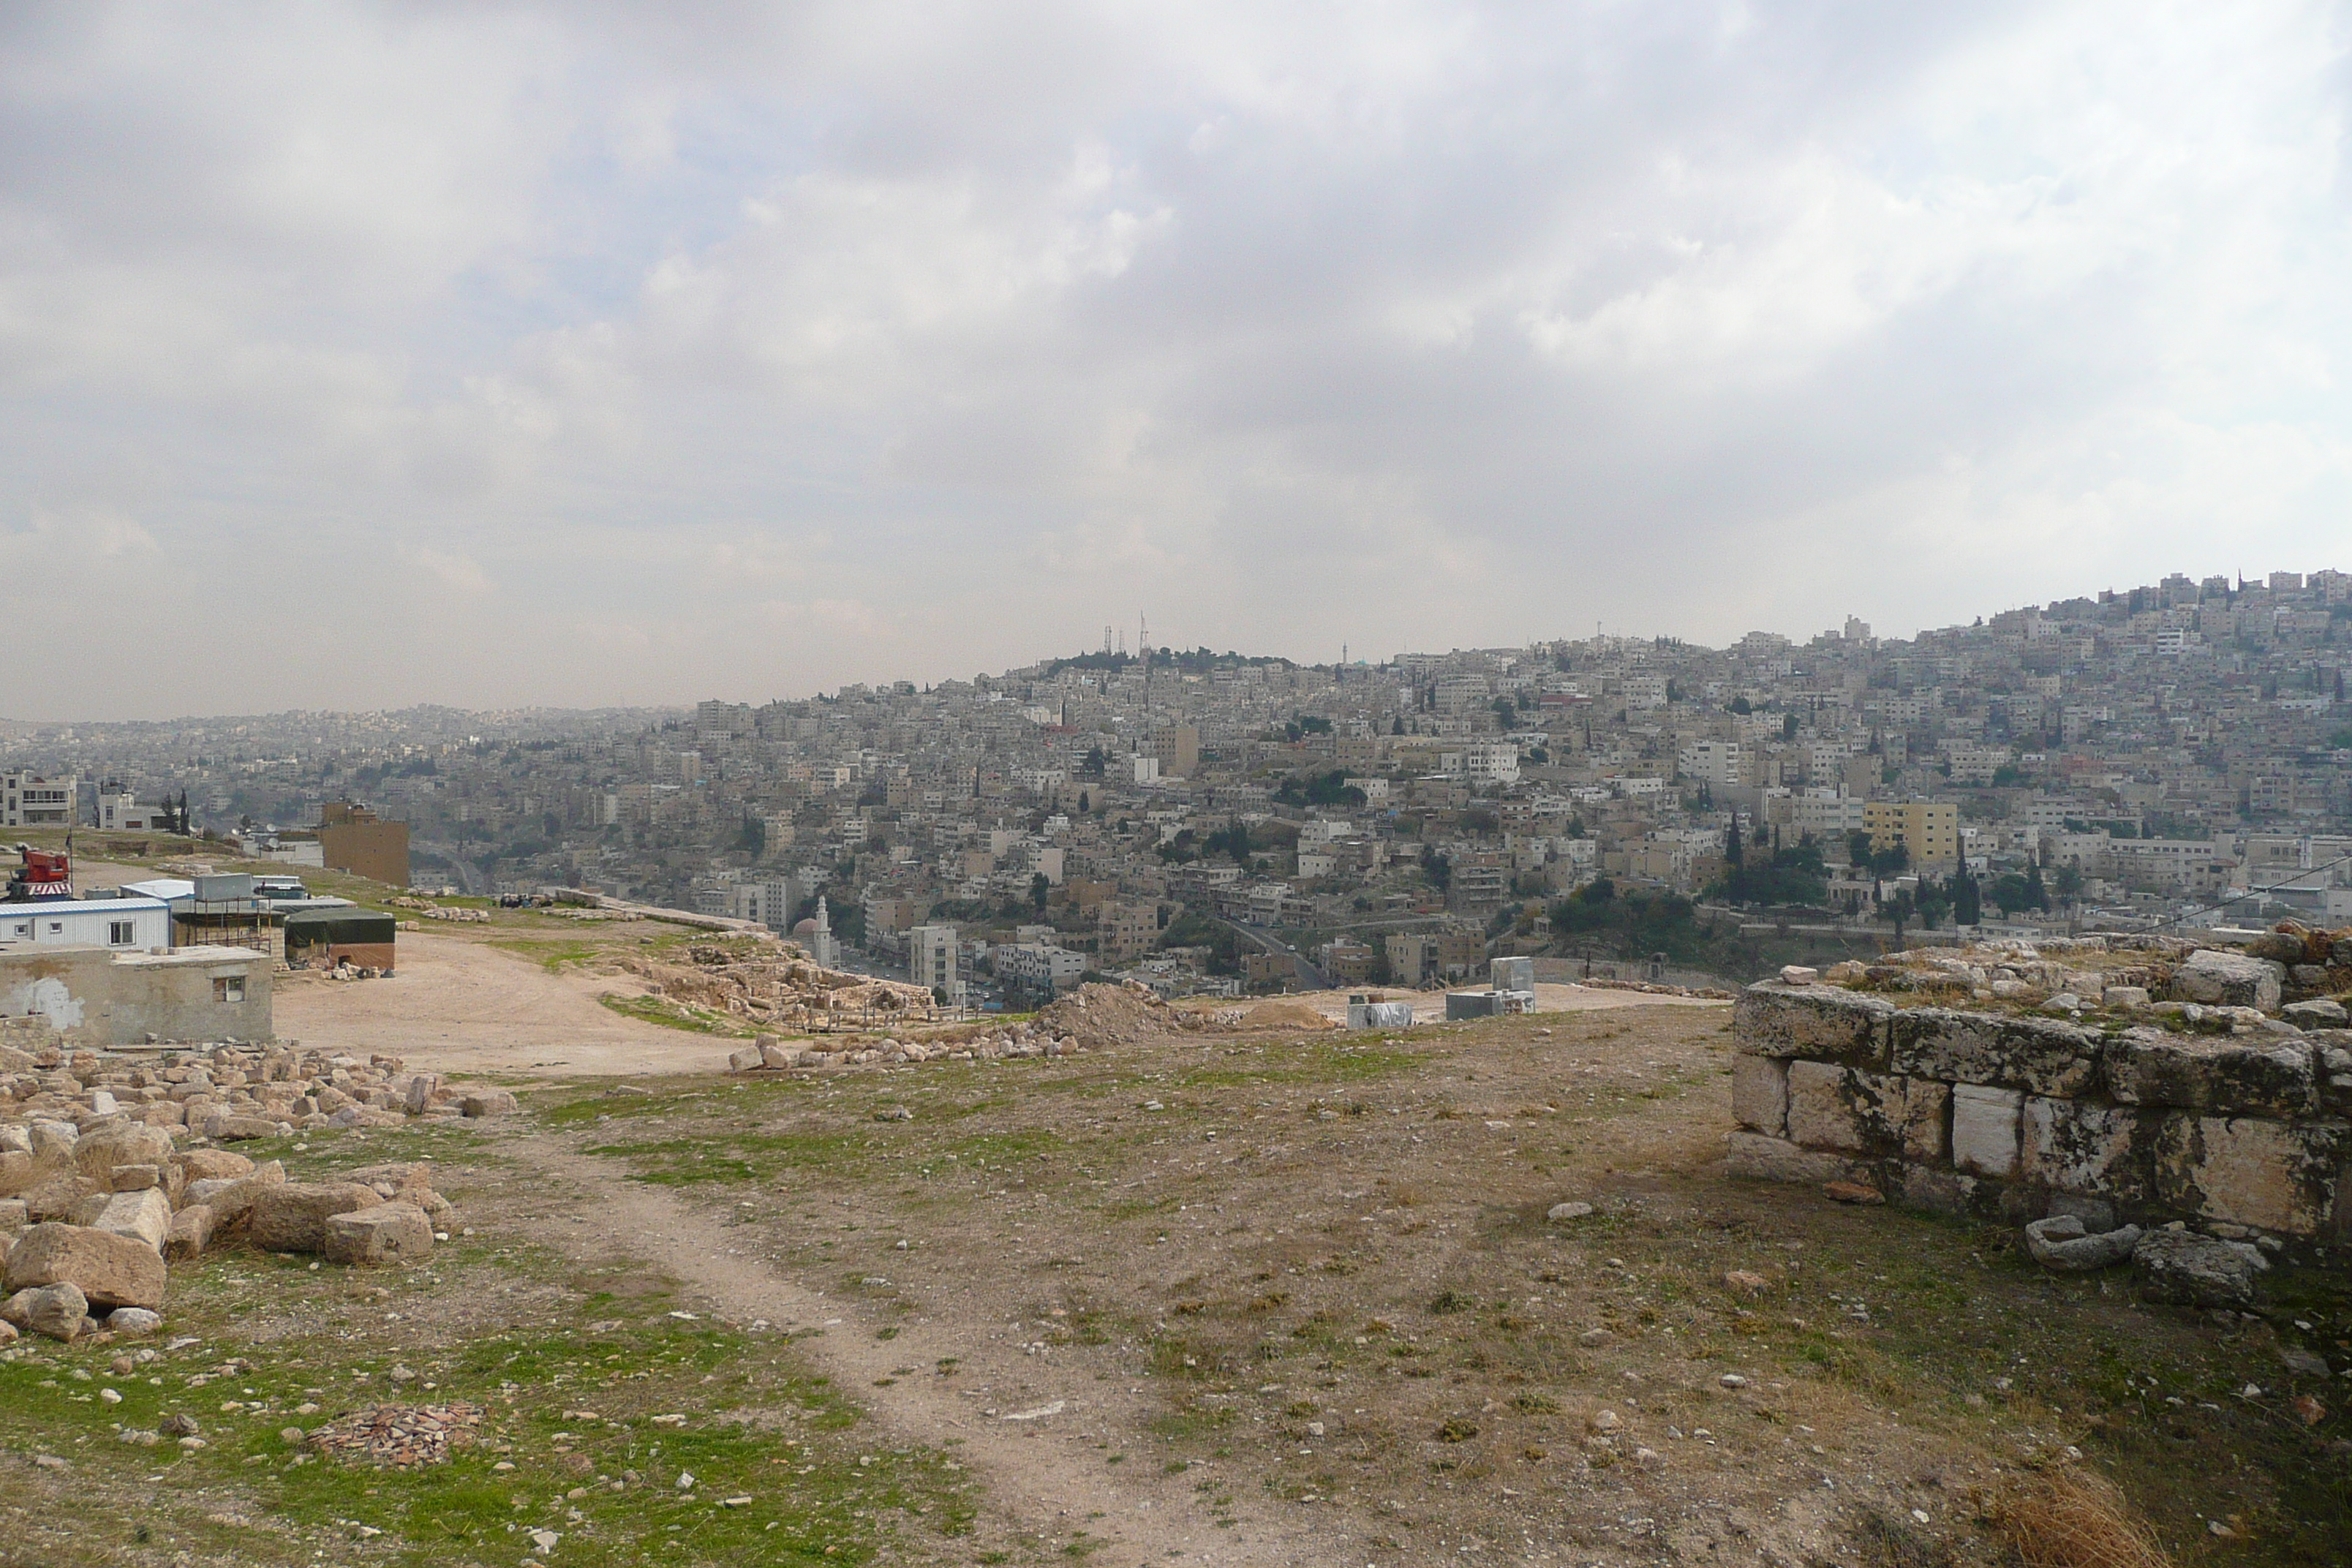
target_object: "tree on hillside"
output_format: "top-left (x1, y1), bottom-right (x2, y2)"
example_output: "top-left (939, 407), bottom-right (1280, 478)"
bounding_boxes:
top-left (1952, 870), bottom-right (1983, 926)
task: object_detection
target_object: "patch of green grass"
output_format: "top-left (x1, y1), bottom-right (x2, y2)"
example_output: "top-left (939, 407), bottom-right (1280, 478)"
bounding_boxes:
top-left (486, 937), bottom-right (611, 973)
top-left (1173, 1042), bottom-right (1419, 1091)
top-left (0, 1259), bottom-right (976, 1567)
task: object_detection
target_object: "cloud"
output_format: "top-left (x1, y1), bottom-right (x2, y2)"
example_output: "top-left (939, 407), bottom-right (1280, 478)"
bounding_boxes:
top-left (400, 543), bottom-right (494, 597)
top-left (1, 1), bottom-right (2349, 717)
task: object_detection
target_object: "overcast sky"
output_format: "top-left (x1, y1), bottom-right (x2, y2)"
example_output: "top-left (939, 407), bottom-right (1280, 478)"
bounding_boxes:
top-left (4, 2), bottom-right (2348, 719)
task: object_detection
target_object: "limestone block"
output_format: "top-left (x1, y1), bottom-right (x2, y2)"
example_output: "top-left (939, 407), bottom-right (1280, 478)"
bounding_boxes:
top-left (0, 1200), bottom-right (26, 1233)
top-left (2102, 986), bottom-right (2151, 1009)
top-left (1730, 1057), bottom-right (1788, 1136)
top-left (1895, 1164), bottom-right (1969, 1213)
top-left (2103, 1027), bottom-right (2314, 1115)
top-left (2022, 1096), bottom-right (2147, 1202)
top-left (1784, 1061), bottom-right (1864, 1151)
top-left (94, 1188), bottom-right (173, 1251)
top-left (459, 1090), bottom-right (519, 1117)
top-left (404, 1074), bottom-right (441, 1115)
top-left (1785, 1062), bottom-right (1948, 1159)
top-left (2133, 1228), bottom-right (2265, 1308)
top-left (163, 1204), bottom-right (215, 1262)
top-left (2171, 949), bottom-right (2284, 1011)
top-left (1733, 984), bottom-right (1895, 1065)
top-left (1888, 1010), bottom-right (2101, 1096)
top-left (26, 1121), bottom-right (77, 1171)
top-left (758, 1041), bottom-right (798, 1071)
top-left (2315, 1030), bottom-right (2352, 1115)
top-left (0, 1150), bottom-right (29, 1199)
top-left (1724, 1131), bottom-right (1856, 1186)
top-left (72, 1123), bottom-right (173, 1183)
top-left (321, 1202), bottom-right (434, 1266)
top-left (339, 1163), bottom-right (436, 1205)
top-left (204, 1113), bottom-right (287, 1141)
top-left (2283, 998), bottom-right (2348, 1028)
top-left (175, 1148), bottom-right (255, 1183)
top-left (185, 1160), bottom-right (284, 1226)
top-left (3, 1222), bottom-right (167, 1309)
top-left (248, 1182), bottom-right (382, 1253)
top-left (1896, 1079), bottom-right (1953, 1163)
top-left (22, 1172), bottom-right (97, 1224)
top-left (1952, 1085), bottom-right (2024, 1178)
top-left (2244, 931), bottom-right (2308, 965)
top-left (2152, 1115), bottom-right (2345, 1236)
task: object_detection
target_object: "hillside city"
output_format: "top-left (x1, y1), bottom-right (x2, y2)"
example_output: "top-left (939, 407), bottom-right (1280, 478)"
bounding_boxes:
top-left (9, 566), bottom-right (2352, 1004)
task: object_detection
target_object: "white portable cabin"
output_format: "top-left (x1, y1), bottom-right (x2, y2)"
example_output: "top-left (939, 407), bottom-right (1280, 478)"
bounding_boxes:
top-left (0, 895), bottom-right (173, 951)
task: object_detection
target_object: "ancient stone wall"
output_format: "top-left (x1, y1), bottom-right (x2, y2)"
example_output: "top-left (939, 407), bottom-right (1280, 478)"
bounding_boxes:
top-left (1727, 935), bottom-right (2352, 1250)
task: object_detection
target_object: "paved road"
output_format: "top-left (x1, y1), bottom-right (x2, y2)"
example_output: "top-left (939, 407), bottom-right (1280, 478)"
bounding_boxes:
top-left (1215, 914), bottom-right (1330, 990)
top-left (411, 840), bottom-right (488, 895)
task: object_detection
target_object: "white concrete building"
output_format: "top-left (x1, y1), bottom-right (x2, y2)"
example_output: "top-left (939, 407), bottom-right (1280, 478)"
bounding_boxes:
top-left (994, 942), bottom-right (1085, 994)
top-left (908, 922), bottom-right (965, 1004)
top-left (1, 772), bottom-right (76, 829)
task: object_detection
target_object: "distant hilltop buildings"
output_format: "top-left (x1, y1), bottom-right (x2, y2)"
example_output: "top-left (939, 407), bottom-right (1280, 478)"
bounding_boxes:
top-left (5, 567), bottom-right (2349, 996)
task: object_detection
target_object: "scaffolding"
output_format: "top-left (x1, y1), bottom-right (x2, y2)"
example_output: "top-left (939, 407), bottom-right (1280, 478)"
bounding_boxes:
top-left (174, 897), bottom-right (279, 959)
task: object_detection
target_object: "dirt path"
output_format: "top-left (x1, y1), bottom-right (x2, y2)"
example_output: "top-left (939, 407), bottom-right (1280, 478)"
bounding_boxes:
top-left (517, 1131), bottom-right (1333, 1568)
top-left (274, 930), bottom-right (719, 1076)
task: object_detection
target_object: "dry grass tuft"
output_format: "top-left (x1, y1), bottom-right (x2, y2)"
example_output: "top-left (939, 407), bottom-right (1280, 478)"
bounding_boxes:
top-left (1992, 1470), bottom-right (2174, 1568)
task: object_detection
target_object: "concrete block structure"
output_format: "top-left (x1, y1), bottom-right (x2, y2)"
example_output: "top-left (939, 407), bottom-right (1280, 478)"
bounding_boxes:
top-left (1727, 932), bottom-right (2352, 1245)
top-left (0, 944), bottom-right (272, 1046)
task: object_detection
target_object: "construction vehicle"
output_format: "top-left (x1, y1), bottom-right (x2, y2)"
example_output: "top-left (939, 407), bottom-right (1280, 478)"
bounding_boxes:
top-left (6, 843), bottom-right (72, 902)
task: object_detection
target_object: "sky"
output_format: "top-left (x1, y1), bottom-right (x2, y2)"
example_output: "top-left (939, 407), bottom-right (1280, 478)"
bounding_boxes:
top-left (4, 1), bottom-right (2350, 720)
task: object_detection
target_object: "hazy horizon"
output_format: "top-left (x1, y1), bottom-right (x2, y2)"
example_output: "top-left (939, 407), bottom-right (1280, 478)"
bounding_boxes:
top-left (7, 4), bottom-right (2349, 720)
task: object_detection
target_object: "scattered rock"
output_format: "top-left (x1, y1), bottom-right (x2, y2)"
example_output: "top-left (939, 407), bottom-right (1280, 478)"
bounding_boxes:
top-left (105, 1306), bottom-right (162, 1338)
top-left (1722, 1270), bottom-right (1771, 1298)
top-left (307, 1403), bottom-right (484, 1467)
top-left (1822, 1181), bottom-right (1884, 1205)
top-left (1, 1282), bottom-right (88, 1341)
top-left (1546, 1202), bottom-right (1594, 1222)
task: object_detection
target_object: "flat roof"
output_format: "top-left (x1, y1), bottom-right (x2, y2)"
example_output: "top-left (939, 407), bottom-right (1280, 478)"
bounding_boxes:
top-left (0, 895), bottom-right (171, 915)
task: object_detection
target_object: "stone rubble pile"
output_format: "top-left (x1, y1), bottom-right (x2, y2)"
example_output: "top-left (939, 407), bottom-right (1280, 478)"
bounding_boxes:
top-left (1730, 925), bottom-right (2352, 1308)
top-left (721, 981), bottom-right (1233, 1074)
top-left (0, 1027), bottom-right (517, 1137)
top-left (0, 1127), bottom-right (458, 1342)
top-left (0, 1028), bottom-right (510, 1343)
top-left (730, 1019), bottom-right (1084, 1072)
top-left (388, 897), bottom-right (492, 923)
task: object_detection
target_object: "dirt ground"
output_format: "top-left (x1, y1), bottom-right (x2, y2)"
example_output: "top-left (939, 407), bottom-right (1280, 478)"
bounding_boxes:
top-left (274, 930), bottom-right (710, 1076)
top-left (8, 1000), bottom-right (2348, 1567)
top-left (527, 1005), bottom-right (2352, 1567)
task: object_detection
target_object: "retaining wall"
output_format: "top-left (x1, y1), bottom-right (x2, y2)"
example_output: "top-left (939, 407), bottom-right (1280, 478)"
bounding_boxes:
top-left (1727, 947), bottom-right (2352, 1246)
